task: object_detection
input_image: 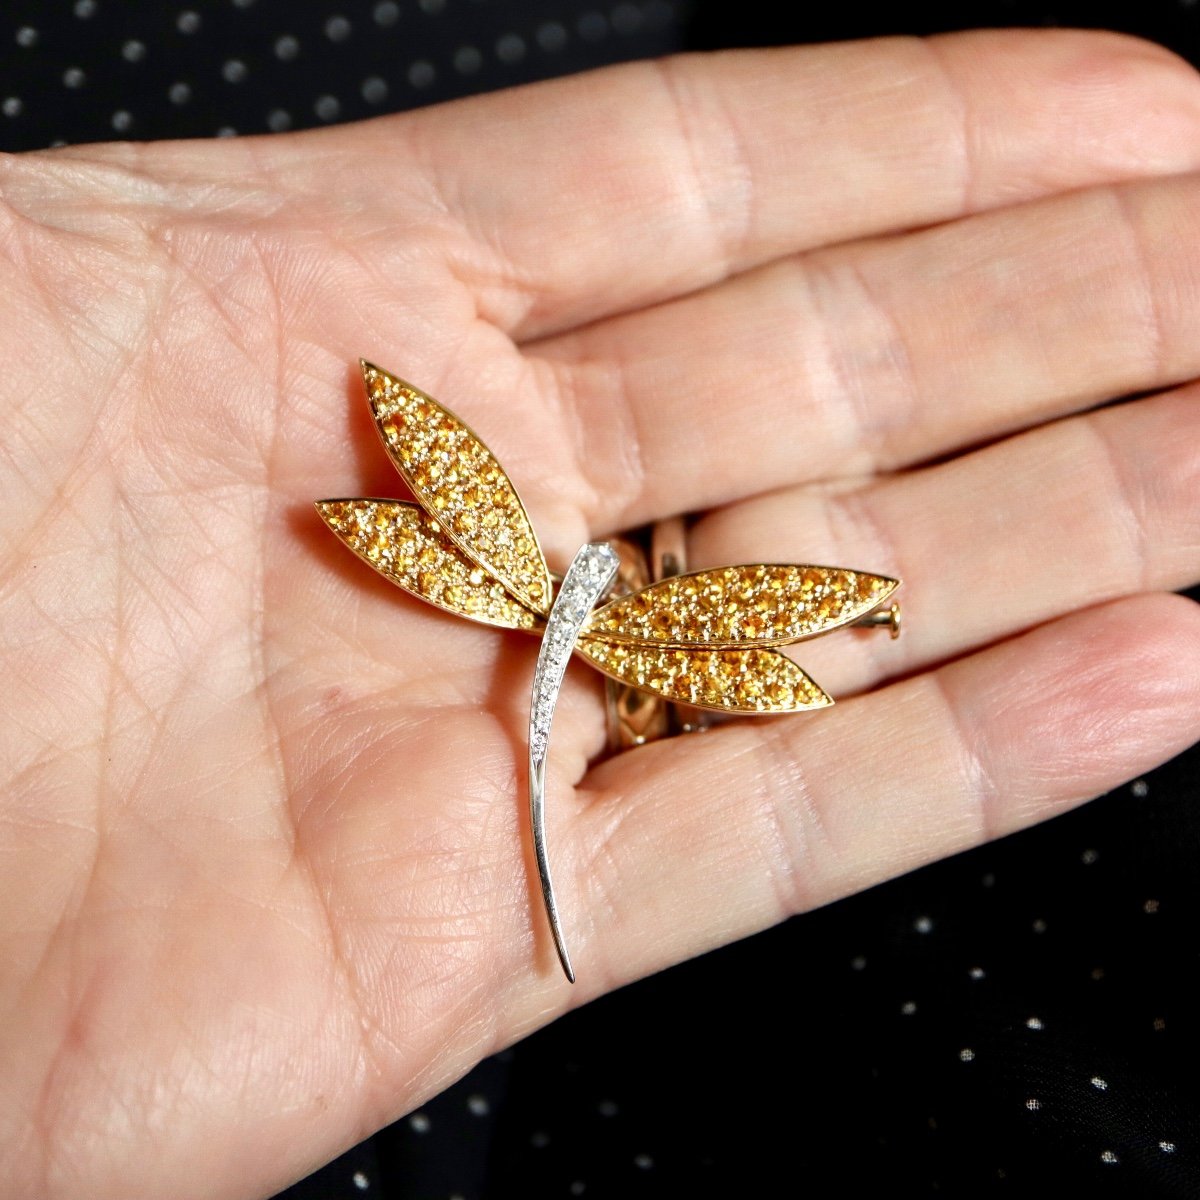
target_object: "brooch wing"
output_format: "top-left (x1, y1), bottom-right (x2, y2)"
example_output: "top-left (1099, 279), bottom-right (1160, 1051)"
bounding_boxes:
top-left (576, 565), bottom-right (899, 713)
top-left (574, 640), bottom-right (833, 713)
top-left (358, 361), bottom-right (553, 616)
top-left (583, 565), bottom-right (898, 647)
top-left (315, 499), bottom-right (542, 631)
top-left (316, 362), bottom-right (554, 628)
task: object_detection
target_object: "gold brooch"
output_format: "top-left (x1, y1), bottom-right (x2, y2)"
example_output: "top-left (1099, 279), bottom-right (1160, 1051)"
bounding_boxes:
top-left (317, 361), bottom-right (901, 982)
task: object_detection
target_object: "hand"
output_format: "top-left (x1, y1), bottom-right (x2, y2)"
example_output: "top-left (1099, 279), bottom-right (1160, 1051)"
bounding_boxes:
top-left (2, 29), bottom-right (1198, 1199)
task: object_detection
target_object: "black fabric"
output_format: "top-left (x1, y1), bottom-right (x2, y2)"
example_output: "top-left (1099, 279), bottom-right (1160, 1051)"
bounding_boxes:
top-left (3, 4), bottom-right (1198, 1198)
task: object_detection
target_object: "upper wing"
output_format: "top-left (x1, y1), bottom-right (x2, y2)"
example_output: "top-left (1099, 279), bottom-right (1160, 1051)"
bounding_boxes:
top-left (575, 639), bottom-right (832, 714)
top-left (316, 498), bottom-right (543, 632)
top-left (583, 565), bottom-right (898, 649)
top-left (361, 361), bottom-right (553, 616)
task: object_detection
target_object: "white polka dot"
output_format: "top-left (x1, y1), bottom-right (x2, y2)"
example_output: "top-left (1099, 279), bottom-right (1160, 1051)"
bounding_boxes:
top-left (1091, 1076), bottom-right (1108, 1091)
top-left (419, 0), bottom-right (446, 11)
top-left (1025, 1098), bottom-right (1041, 1111)
top-left (275, 36), bottom-right (300, 61)
top-left (634, 1154), bottom-right (654, 1170)
top-left (1100, 1150), bottom-right (1119, 1164)
top-left (325, 15), bottom-right (352, 42)
top-left (352, 1171), bottom-right (370, 1190)
top-left (850, 955), bottom-right (867, 971)
top-left (1153, 1017), bottom-right (1167, 1031)
top-left (901, 1000), bottom-right (917, 1015)
top-left (968, 966), bottom-right (985, 980)
top-left (1160, 1141), bottom-right (1176, 1153)
top-left (177, 10), bottom-right (201, 34)
top-left (1131, 779), bottom-right (1149, 797)
top-left (16, 26), bottom-right (39, 48)
top-left (537, 22), bottom-right (568, 52)
top-left (374, 2), bottom-right (400, 25)
top-left (453, 46), bottom-right (482, 74)
top-left (466, 1093), bottom-right (490, 1116)
top-left (216, 126), bottom-right (237, 137)
top-left (1026, 1016), bottom-right (1044, 1030)
top-left (63, 67), bottom-right (87, 89)
top-left (122, 40), bottom-right (146, 62)
top-left (409, 1112), bottom-right (431, 1134)
top-left (611, 3), bottom-right (644, 33)
top-left (407, 60), bottom-right (435, 88)
top-left (1144, 898), bottom-right (1160, 914)
top-left (223, 60), bottom-right (248, 83)
top-left (361, 76), bottom-right (388, 103)
top-left (74, 0), bottom-right (98, 17)
top-left (598, 1099), bottom-right (618, 1117)
top-left (1081, 848), bottom-right (1099, 864)
top-left (314, 94), bottom-right (340, 121)
top-left (914, 915), bottom-right (934, 934)
top-left (959, 1048), bottom-right (975, 1062)
top-left (111, 110), bottom-right (132, 132)
top-left (496, 33), bottom-right (526, 63)
top-left (531, 1130), bottom-right (550, 1148)
top-left (2, 97), bottom-right (22, 118)
top-left (1032, 918), bottom-right (1047, 933)
top-left (267, 109), bottom-right (291, 131)
top-left (168, 82), bottom-right (191, 105)
top-left (577, 11), bottom-right (609, 40)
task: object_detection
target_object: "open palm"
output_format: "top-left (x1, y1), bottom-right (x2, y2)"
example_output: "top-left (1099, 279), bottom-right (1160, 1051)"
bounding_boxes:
top-left (2, 30), bottom-right (1199, 1199)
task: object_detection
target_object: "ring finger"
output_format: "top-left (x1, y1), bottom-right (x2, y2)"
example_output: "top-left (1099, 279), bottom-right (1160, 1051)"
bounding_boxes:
top-left (685, 380), bottom-right (1200, 699)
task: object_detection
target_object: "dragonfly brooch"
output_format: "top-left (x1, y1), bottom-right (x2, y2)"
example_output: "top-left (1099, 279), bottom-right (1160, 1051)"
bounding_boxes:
top-left (317, 361), bottom-right (902, 982)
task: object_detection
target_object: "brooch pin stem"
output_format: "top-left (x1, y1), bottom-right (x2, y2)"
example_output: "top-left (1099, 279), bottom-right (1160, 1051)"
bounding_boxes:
top-left (853, 602), bottom-right (902, 638)
top-left (529, 542), bottom-right (621, 983)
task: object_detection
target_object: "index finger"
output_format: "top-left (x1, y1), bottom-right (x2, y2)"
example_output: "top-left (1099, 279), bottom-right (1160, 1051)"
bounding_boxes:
top-left (375, 28), bottom-right (1200, 339)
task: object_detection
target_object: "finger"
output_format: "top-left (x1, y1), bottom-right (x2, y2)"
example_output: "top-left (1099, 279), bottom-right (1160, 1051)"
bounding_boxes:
top-left (536, 170), bottom-right (1200, 530)
top-left (335, 29), bottom-right (1200, 339)
top-left (564, 592), bottom-right (1200, 993)
top-left (683, 381), bottom-right (1200, 700)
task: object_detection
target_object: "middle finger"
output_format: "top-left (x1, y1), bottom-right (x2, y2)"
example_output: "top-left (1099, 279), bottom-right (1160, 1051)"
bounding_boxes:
top-left (535, 172), bottom-right (1200, 532)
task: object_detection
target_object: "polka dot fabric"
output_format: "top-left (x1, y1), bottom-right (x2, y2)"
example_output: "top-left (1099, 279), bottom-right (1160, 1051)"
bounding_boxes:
top-left (385, 760), bottom-right (1200, 1198)
top-left (2, 0), bottom-right (682, 148)
top-left (4, 3), bottom-right (1200, 1198)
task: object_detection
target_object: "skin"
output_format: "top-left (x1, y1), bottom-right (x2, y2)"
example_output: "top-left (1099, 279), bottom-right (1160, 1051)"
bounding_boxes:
top-left (1, 27), bottom-right (1199, 1199)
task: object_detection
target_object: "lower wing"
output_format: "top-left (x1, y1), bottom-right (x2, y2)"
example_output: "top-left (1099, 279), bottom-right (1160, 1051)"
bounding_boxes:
top-left (576, 638), bottom-right (832, 714)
